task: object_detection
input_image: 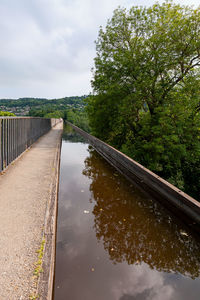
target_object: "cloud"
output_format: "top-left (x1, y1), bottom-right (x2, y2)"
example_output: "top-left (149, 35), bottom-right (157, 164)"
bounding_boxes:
top-left (0, 0), bottom-right (96, 97)
top-left (0, 0), bottom-right (199, 98)
top-left (111, 263), bottom-right (174, 300)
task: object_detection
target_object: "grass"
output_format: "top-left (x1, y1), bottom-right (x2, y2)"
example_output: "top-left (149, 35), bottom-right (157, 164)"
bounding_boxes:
top-left (33, 238), bottom-right (45, 277)
top-left (29, 237), bottom-right (46, 300)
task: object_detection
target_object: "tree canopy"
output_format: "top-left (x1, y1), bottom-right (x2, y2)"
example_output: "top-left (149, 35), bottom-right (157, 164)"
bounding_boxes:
top-left (86, 1), bottom-right (200, 199)
top-left (0, 111), bottom-right (16, 116)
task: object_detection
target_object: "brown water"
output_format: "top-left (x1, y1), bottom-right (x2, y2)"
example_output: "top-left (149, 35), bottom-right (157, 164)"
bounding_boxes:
top-left (54, 126), bottom-right (200, 300)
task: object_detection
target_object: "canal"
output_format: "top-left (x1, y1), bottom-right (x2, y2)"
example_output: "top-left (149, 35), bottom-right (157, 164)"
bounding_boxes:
top-left (54, 125), bottom-right (200, 300)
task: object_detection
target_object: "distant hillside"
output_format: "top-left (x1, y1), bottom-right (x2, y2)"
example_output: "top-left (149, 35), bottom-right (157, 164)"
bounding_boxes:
top-left (0, 95), bottom-right (88, 116)
top-left (0, 96), bottom-right (88, 107)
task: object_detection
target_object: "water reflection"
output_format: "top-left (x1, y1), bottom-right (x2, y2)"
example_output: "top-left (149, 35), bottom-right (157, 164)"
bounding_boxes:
top-left (83, 148), bottom-right (200, 279)
top-left (62, 123), bottom-right (86, 143)
top-left (54, 127), bottom-right (200, 300)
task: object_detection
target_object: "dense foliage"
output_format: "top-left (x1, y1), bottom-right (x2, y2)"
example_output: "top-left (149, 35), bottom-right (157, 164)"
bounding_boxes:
top-left (29, 106), bottom-right (90, 132)
top-left (29, 106), bottom-right (65, 118)
top-left (87, 1), bottom-right (200, 199)
top-left (0, 111), bottom-right (15, 116)
top-left (64, 109), bottom-right (90, 132)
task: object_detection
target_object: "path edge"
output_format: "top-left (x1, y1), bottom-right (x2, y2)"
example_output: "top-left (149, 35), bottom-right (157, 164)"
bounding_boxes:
top-left (36, 124), bottom-right (63, 299)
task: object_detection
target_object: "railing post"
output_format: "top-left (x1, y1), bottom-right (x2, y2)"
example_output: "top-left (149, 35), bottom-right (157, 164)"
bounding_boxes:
top-left (0, 116), bottom-right (61, 172)
top-left (0, 119), bottom-right (2, 172)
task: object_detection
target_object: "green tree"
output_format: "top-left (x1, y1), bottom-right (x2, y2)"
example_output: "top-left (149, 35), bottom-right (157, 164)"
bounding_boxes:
top-left (0, 111), bottom-right (16, 116)
top-left (87, 1), bottom-right (200, 199)
top-left (44, 110), bottom-right (64, 119)
top-left (65, 109), bottom-right (90, 132)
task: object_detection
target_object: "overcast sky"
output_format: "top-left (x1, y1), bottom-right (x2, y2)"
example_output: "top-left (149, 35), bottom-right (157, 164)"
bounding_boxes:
top-left (0, 0), bottom-right (199, 99)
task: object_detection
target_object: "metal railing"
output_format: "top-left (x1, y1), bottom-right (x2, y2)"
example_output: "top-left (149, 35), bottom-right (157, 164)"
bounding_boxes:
top-left (0, 117), bottom-right (61, 172)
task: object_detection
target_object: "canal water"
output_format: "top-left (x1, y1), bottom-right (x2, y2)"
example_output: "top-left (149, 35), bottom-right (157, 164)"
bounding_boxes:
top-left (54, 125), bottom-right (200, 300)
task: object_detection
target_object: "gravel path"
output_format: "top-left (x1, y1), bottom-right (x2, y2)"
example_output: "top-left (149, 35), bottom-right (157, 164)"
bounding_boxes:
top-left (0, 123), bottom-right (62, 300)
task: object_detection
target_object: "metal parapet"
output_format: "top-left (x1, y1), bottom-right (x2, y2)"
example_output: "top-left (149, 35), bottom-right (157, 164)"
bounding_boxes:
top-left (0, 117), bottom-right (62, 172)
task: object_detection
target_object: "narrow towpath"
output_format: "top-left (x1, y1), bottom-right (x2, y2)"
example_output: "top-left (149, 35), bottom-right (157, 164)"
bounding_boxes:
top-left (0, 122), bottom-right (62, 300)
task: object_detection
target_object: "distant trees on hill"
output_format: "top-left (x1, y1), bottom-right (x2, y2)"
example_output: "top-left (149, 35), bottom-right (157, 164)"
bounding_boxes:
top-left (0, 96), bottom-right (88, 108)
top-left (0, 96), bottom-right (90, 132)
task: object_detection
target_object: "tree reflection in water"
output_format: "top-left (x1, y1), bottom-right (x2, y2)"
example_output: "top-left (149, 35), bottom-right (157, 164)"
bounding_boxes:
top-left (83, 147), bottom-right (200, 279)
top-left (62, 124), bottom-right (86, 143)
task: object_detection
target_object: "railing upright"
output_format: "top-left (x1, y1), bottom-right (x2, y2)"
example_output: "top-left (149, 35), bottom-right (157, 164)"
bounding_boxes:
top-left (0, 117), bottom-right (62, 172)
